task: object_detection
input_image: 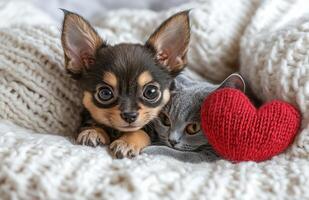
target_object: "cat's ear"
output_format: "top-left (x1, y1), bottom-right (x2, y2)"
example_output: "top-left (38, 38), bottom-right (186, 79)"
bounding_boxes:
top-left (61, 9), bottom-right (106, 77)
top-left (146, 11), bottom-right (190, 75)
top-left (170, 74), bottom-right (194, 91)
top-left (218, 73), bottom-right (246, 92)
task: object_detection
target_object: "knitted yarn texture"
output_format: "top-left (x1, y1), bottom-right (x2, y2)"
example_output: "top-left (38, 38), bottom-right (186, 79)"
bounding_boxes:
top-left (201, 88), bottom-right (300, 162)
top-left (0, 25), bottom-right (83, 135)
top-left (0, 120), bottom-right (308, 200)
top-left (0, 0), bottom-right (309, 199)
top-left (240, 0), bottom-right (309, 158)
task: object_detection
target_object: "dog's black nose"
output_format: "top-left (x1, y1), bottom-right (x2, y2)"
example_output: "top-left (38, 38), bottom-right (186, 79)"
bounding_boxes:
top-left (121, 112), bottom-right (139, 123)
top-left (168, 139), bottom-right (177, 147)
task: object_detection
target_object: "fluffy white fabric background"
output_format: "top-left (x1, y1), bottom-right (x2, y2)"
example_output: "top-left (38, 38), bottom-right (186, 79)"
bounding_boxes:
top-left (31, 0), bottom-right (190, 21)
top-left (0, 25), bottom-right (83, 135)
top-left (0, 120), bottom-right (308, 200)
top-left (0, 0), bottom-right (309, 199)
top-left (240, 0), bottom-right (309, 159)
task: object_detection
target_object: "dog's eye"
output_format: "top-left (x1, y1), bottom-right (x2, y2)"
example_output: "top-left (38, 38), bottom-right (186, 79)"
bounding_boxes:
top-left (159, 112), bottom-right (170, 126)
top-left (98, 86), bottom-right (114, 101)
top-left (186, 123), bottom-right (200, 135)
top-left (143, 84), bottom-right (160, 101)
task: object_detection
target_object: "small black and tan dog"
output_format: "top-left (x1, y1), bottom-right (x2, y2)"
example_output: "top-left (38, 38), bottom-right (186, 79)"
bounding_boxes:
top-left (61, 10), bottom-right (190, 158)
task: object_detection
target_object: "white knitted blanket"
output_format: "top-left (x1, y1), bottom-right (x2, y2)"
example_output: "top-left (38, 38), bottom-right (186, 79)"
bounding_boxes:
top-left (0, 0), bottom-right (309, 199)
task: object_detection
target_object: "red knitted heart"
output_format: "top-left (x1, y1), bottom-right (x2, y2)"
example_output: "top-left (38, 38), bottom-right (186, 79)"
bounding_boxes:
top-left (201, 88), bottom-right (300, 162)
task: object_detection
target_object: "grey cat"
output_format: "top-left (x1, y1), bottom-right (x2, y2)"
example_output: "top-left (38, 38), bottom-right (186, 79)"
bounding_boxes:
top-left (142, 72), bottom-right (245, 163)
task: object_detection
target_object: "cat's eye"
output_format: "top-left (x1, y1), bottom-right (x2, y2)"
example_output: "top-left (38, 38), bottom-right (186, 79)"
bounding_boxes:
top-left (186, 123), bottom-right (200, 135)
top-left (97, 86), bottom-right (114, 102)
top-left (159, 112), bottom-right (171, 126)
top-left (143, 84), bottom-right (161, 102)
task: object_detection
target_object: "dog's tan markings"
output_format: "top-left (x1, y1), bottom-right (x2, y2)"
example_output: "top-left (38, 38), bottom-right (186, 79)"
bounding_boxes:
top-left (139, 104), bottom-right (161, 124)
top-left (103, 72), bottom-right (117, 88)
top-left (110, 130), bottom-right (151, 158)
top-left (137, 71), bottom-right (153, 87)
top-left (162, 89), bottom-right (171, 105)
top-left (83, 91), bottom-right (125, 128)
top-left (83, 91), bottom-right (112, 125)
top-left (139, 89), bottom-right (171, 124)
top-left (77, 127), bottom-right (110, 146)
top-left (82, 89), bottom-right (170, 142)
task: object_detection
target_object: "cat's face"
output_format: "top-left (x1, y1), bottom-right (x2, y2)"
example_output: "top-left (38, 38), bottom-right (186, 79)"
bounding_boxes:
top-left (153, 73), bottom-right (245, 151)
top-left (153, 78), bottom-right (215, 151)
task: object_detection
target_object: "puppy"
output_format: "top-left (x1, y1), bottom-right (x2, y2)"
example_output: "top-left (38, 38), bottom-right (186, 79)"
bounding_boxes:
top-left (61, 10), bottom-right (190, 158)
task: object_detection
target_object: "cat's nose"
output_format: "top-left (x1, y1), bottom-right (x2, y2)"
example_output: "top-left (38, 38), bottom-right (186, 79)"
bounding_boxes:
top-left (168, 139), bottom-right (177, 147)
top-left (121, 112), bottom-right (139, 123)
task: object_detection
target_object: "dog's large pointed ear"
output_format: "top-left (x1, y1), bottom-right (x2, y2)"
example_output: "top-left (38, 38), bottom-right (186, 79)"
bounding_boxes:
top-left (146, 11), bottom-right (190, 75)
top-left (61, 9), bottom-right (105, 77)
top-left (218, 73), bottom-right (246, 92)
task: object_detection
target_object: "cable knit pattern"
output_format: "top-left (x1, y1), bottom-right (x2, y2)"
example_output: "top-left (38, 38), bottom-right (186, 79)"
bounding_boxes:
top-left (0, 0), bottom-right (309, 199)
top-left (201, 88), bottom-right (300, 162)
top-left (0, 25), bottom-right (83, 135)
top-left (240, 0), bottom-right (309, 158)
top-left (0, 120), bottom-right (309, 200)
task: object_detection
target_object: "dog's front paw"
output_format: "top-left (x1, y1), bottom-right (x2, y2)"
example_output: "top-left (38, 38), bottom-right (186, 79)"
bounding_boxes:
top-left (77, 128), bottom-right (110, 147)
top-left (110, 139), bottom-right (141, 159)
top-left (109, 130), bottom-right (150, 159)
